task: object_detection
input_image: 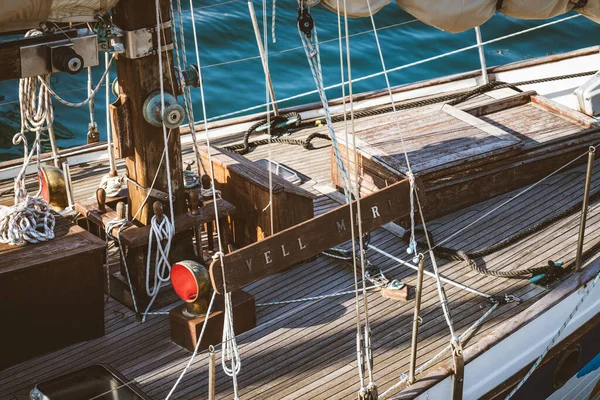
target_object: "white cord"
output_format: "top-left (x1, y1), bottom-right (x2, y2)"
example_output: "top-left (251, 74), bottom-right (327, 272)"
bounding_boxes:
top-left (39, 54), bottom-right (116, 108)
top-left (143, 214), bottom-right (174, 322)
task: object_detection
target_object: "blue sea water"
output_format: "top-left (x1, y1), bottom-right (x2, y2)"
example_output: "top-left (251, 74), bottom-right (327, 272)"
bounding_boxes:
top-left (0, 1), bottom-right (598, 161)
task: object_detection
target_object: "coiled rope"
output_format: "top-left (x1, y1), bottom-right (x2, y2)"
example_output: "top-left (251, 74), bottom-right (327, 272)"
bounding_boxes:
top-left (224, 71), bottom-right (596, 155)
top-left (1, 29), bottom-right (57, 247)
top-left (0, 197), bottom-right (55, 246)
top-left (144, 213), bottom-right (174, 321)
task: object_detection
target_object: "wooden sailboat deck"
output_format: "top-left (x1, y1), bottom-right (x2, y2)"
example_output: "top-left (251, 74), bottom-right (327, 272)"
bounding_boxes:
top-left (1, 91), bottom-right (600, 399)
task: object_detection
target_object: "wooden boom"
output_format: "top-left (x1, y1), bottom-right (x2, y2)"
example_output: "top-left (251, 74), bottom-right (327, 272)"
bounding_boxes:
top-left (210, 179), bottom-right (413, 294)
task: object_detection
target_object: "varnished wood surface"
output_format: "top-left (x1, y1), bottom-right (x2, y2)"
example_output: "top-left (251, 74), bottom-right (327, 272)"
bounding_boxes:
top-left (1, 93), bottom-right (599, 399)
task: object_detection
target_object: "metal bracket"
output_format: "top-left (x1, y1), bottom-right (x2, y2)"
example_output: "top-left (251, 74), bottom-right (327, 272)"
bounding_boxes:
top-left (123, 20), bottom-right (174, 59)
top-left (451, 339), bottom-right (465, 400)
top-left (19, 28), bottom-right (98, 78)
top-left (124, 176), bottom-right (173, 202)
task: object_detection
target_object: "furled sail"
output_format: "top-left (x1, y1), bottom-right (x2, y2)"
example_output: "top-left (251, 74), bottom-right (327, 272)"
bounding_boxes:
top-left (1, 0), bottom-right (119, 33)
top-left (319, 0), bottom-right (599, 33)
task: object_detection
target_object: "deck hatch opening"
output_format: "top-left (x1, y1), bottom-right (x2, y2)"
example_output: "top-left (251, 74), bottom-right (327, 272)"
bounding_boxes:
top-left (255, 159), bottom-right (301, 185)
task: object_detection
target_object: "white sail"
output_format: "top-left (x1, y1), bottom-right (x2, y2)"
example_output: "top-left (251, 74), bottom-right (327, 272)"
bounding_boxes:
top-left (320, 0), bottom-right (391, 18)
top-left (1, 0), bottom-right (119, 33)
top-left (320, 0), bottom-right (598, 33)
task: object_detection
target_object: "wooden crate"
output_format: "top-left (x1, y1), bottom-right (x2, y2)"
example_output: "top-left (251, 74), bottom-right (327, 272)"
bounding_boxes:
top-left (0, 213), bottom-right (106, 369)
top-left (333, 92), bottom-right (600, 220)
top-left (199, 146), bottom-right (316, 246)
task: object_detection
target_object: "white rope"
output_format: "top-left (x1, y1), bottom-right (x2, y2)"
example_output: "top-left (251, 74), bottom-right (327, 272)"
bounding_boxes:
top-left (257, 284), bottom-right (382, 306)
top-left (143, 214), bottom-right (174, 322)
top-left (87, 66), bottom-right (97, 135)
top-left (187, 0), bottom-right (241, 395)
top-left (505, 270), bottom-right (600, 399)
top-left (105, 52), bottom-right (116, 171)
top-left (2, 29), bottom-right (56, 246)
top-left (0, 196), bottom-right (55, 246)
top-left (183, 168), bottom-right (199, 188)
top-left (199, 14), bottom-right (581, 124)
top-left (221, 291), bottom-right (241, 394)
top-left (379, 302), bottom-right (499, 399)
top-left (99, 174), bottom-right (124, 197)
top-left (165, 291), bottom-right (218, 400)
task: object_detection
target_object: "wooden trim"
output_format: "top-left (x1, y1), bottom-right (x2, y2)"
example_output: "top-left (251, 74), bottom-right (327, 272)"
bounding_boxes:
top-left (210, 178), bottom-right (412, 293)
top-left (531, 95), bottom-right (599, 128)
top-left (463, 91), bottom-right (536, 117)
top-left (442, 104), bottom-right (519, 141)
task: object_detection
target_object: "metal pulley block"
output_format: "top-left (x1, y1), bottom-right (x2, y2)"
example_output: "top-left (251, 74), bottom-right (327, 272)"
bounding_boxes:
top-left (298, 8), bottom-right (314, 38)
top-left (178, 64), bottom-right (201, 89)
top-left (142, 91), bottom-right (185, 129)
top-left (87, 123), bottom-right (100, 144)
top-left (50, 45), bottom-right (84, 75)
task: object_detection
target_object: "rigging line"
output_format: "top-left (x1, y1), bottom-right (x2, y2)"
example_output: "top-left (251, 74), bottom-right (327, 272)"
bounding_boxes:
top-left (431, 149), bottom-right (589, 251)
top-left (335, 0), bottom-right (366, 390)
top-left (165, 292), bottom-right (218, 399)
top-left (187, 0), bottom-right (241, 396)
top-left (380, 302), bottom-right (500, 399)
top-left (85, 264), bottom-right (390, 400)
top-left (262, 0), bottom-right (275, 238)
top-left (367, 244), bottom-right (491, 298)
top-left (156, 0), bottom-right (175, 228)
top-left (105, 53), bottom-right (116, 171)
top-left (193, 0), bottom-right (242, 11)
top-left (0, 85), bottom-right (109, 108)
top-left (170, 0), bottom-right (203, 177)
top-left (505, 270), bottom-right (600, 399)
top-left (256, 284), bottom-right (383, 306)
top-left (200, 19), bottom-right (419, 70)
top-left (341, 0), bottom-right (376, 388)
top-left (416, 192), bottom-right (457, 339)
top-left (200, 14), bottom-right (582, 123)
top-left (39, 54), bottom-right (116, 108)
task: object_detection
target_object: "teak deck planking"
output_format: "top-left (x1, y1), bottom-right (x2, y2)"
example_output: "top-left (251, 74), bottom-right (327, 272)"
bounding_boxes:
top-left (0, 93), bottom-right (599, 399)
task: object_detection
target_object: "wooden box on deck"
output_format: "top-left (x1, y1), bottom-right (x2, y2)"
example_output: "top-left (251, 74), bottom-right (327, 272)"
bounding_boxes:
top-left (332, 93), bottom-right (600, 221)
top-left (169, 289), bottom-right (256, 351)
top-left (198, 146), bottom-right (316, 246)
top-left (0, 214), bottom-right (106, 370)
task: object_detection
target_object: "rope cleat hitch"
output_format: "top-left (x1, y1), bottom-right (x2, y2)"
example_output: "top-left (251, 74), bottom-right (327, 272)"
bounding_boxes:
top-left (529, 260), bottom-right (566, 288)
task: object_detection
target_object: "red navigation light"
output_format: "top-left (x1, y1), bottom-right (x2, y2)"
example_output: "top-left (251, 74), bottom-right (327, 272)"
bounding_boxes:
top-left (171, 263), bottom-right (199, 302)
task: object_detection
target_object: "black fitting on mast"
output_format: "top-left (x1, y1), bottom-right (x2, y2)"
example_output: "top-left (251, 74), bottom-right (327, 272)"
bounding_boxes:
top-left (298, 7), bottom-right (314, 39)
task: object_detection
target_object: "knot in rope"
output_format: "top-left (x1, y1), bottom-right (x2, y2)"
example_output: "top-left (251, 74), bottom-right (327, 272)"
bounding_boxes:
top-left (99, 174), bottom-right (124, 198)
top-left (105, 217), bottom-right (127, 241)
top-left (0, 196), bottom-right (55, 246)
top-left (146, 214), bottom-right (174, 298)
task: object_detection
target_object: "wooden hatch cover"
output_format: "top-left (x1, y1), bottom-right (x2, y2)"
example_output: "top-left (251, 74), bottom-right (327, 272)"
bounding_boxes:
top-left (209, 178), bottom-right (413, 294)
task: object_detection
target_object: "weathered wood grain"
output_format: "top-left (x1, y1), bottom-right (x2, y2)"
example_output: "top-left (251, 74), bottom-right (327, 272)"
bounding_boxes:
top-left (210, 179), bottom-right (412, 293)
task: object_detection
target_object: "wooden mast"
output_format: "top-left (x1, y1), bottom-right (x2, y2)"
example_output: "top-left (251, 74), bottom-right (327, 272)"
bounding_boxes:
top-left (112, 0), bottom-right (186, 225)
top-left (110, 0), bottom-right (194, 306)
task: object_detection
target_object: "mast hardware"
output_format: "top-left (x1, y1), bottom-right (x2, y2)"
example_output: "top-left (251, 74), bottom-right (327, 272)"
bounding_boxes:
top-left (122, 20), bottom-right (174, 59)
top-left (124, 176), bottom-right (172, 202)
top-left (178, 65), bottom-right (201, 89)
top-left (298, 8), bottom-right (314, 39)
top-left (143, 91), bottom-right (186, 129)
top-left (18, 28), bottom-right (98, 78)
